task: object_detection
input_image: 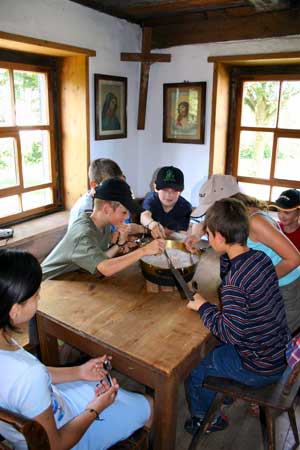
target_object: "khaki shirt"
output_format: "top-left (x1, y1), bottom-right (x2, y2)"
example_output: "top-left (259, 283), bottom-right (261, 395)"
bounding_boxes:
top-left (42, 211), bottom-right (110, 280)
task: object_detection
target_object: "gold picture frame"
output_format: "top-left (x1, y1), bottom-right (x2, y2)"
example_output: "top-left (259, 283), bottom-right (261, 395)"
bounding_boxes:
top-left (163, 82), bottom-right (206, 144)
top-left (95, 74), bottom-right (127, 140)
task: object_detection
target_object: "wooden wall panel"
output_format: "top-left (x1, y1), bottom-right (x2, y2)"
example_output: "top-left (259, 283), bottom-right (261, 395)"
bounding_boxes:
top-left (209, 63), bottom-right (230, 175)
top-left (58, 55), bottom-right (90, 209)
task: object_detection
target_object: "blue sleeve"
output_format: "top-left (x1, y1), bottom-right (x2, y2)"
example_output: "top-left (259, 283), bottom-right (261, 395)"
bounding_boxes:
top-left (199, 286), bottom-right (248, 345)
top-left (142, 193), bottom-right (153, 211)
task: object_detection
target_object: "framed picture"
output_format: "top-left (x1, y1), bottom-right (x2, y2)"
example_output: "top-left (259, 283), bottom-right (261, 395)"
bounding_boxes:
top-left (94, 74), bottom-right (127, 140)
top-left (163, 82), bottom-right (206, 144)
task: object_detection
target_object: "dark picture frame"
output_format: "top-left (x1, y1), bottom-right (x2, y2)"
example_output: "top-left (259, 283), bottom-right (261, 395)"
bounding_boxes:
top-left (94, 74), bottom-right (127, 140)
top-left (163, 82), bottom-right (206, 144)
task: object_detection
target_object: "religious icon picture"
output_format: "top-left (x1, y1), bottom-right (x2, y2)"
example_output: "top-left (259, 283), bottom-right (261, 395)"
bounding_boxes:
top-left (95, 74), bottom-right (127, 140)
top-left (163, 82), bottom-right (206, 144)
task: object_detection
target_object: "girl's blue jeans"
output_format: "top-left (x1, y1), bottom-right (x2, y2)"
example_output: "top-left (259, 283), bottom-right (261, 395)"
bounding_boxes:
top-left (185, 343), bottom-right (284, 418)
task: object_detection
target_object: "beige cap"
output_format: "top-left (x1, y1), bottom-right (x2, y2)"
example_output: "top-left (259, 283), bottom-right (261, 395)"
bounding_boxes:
top-left (191, 174), bottom-right (240, 218)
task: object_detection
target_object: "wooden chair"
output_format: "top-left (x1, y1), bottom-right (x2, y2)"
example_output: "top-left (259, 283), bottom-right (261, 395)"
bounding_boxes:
top-left (0, 407), bottom-right (149, 450)
top-left (0, 407), bottom-right (50, 449)
top-left (187, 359), bottom-right (300, 450)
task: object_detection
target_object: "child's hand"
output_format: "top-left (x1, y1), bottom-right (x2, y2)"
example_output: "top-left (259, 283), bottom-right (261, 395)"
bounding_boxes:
top-left (149, 222), bottom-right (166, 239)
top-left (185, 235), bottom-right (200, 253)
top-left (187, 293), bottom-right (207, 311)
top-left (78, 355), bottom-right (111, 381)
top-left (142, 239), bottom-right (165, 256)
top-left (87, 380), bottom-right (119, 414)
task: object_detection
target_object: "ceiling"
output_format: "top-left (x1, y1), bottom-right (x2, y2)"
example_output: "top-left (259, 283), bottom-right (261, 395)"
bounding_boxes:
top-left (70, 0), bottom-right (300, 48)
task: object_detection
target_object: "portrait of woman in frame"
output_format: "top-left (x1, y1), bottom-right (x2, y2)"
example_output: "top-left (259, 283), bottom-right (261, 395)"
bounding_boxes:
top-left (163, 82), bottom-right (206, 144)
top-left (95, 74), bottom-right (127, 140)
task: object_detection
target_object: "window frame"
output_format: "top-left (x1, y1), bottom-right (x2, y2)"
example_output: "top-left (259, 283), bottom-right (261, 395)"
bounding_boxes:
top-left (0, 53), bottom-right (62, 226)
top-left (227, 65), bottom-right (300, 199)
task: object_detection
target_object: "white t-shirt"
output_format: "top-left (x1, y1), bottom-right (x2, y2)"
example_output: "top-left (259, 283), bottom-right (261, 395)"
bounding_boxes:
top-left (0, 343), bottom-right (150, 450)
top-left (0, 344), bottom-right (72, 450)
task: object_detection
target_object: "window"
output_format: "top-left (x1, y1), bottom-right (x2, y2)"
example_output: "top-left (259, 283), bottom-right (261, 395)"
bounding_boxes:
top-left (229, 68), bottom-right (300, 201)
top-left (0, 58), bottom-right (60, 224)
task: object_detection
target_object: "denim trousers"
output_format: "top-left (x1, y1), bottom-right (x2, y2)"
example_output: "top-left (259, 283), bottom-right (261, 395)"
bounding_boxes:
top-left (185, 343), bottom-right (283, 418)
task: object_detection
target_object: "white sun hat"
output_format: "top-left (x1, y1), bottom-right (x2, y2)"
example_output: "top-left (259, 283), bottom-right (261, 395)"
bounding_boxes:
top-left (191, 174), bottom-right (240, 218)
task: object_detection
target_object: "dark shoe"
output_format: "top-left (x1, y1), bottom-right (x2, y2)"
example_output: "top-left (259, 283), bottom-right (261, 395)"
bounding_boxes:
top-left (206, 413), bottom-right (229, 433)
top-left (184, 416), bottom-right (203, 435)
top-left (184, 412), bottom-right (229, 436)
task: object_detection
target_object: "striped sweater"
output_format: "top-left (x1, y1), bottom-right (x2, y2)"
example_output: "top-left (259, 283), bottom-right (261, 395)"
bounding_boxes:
top-left (199, 249), bottom-right (290, 375)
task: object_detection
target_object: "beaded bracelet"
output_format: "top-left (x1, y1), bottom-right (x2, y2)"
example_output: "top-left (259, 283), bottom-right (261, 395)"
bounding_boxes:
top-left (85, 408), bottom-right (101, 421)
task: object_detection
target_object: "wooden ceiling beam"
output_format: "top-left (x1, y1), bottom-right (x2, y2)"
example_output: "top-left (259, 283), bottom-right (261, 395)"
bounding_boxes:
top-left (151, 6), bottom-right (300, 48)
top-left (127, 0), bottom-right (246, 17)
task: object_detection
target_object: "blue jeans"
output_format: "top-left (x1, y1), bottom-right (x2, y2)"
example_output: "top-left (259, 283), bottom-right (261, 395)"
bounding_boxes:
top-left (186, 344), bottom-right (283, 418)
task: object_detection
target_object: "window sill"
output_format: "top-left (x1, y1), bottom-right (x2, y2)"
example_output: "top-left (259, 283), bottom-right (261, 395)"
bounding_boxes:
top-left (0, 210), bottom-right (69, 261)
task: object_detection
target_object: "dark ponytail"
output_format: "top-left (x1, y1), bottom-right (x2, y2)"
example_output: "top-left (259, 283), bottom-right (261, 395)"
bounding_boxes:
top-left (0, 249), bottom-right (42, 332)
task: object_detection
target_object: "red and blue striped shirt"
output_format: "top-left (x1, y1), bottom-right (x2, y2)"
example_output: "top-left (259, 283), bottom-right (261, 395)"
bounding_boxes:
top-left (199, 249), bottom-right (290, 375)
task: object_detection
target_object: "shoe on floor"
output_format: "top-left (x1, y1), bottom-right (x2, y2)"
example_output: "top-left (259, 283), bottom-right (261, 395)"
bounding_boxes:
top-left (184, 412), bottom-right (229, 435)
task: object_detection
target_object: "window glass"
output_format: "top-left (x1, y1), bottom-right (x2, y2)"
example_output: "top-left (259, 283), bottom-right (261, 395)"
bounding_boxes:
top-left (20, 130), bottom-right (51, 188)
top-left (238, 130), bottom-right (273, 178)
top-left (278, 81), bottom-right (300, 129)
top-left (241, 81), bottom-right (280, 128)
top-left (0, 195), bottom-right (20, 218)
top-left (22, 188), bottom-right (52, 211)
top-left (0, 137), bottom-right (18, 189)
top-left (239, 182), bottom-right (270, 201)
top-left (0, 68), bottom-right (13, 126)
top-left (14, 70), bottom-right (48, 126)
top-left (274, 137), bottom-right (300, 181)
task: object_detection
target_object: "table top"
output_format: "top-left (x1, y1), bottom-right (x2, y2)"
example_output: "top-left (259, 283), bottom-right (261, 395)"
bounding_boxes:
top-left (38, 251), bottom-right (220, 376)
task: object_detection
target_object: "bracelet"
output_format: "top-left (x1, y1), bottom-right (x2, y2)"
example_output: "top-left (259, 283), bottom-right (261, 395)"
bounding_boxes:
top-left (85, 408), bottom-right (101, 421)
top-left (116, 241), bottom-right (126, 247)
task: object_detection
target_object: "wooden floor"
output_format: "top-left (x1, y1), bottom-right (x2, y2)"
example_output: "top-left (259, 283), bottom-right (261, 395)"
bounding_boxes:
top-left (119, 373), bottom-right (300, 450)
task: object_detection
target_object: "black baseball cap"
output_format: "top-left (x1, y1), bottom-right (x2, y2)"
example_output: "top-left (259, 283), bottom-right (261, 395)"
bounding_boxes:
top-left (94, 178), bottom-right (142, 214)
top-left (155, 166), bottom-right (184, 191)
top-left (273, 189), bottom-right (300, 211)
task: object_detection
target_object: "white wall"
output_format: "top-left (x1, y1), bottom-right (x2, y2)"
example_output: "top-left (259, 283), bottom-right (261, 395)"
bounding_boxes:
top-left (140, 35), bottom-right (300, 205)
top-left (0, 0), bottom-right (142, 190)
top-left (1, 0), bottom-right (300, 204)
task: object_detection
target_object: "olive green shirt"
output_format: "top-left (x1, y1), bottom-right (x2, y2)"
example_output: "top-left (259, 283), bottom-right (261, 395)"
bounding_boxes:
top-left (42, 211), bottom-right (110, 280)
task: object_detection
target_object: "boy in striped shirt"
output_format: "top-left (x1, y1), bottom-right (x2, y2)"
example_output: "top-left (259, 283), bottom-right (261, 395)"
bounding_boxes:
top-left (185, 198), bottom-right (290, 435)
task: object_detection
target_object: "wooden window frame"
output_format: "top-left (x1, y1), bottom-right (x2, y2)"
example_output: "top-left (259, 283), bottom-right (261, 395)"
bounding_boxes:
top-left (0, 31), bottom-right (96, 228)
top-left (228, 68), bottom-right (300, 196)
top-left (0, 58), bottom-right (61, 224)
top-left (208, 53), bottom-right (300, 198)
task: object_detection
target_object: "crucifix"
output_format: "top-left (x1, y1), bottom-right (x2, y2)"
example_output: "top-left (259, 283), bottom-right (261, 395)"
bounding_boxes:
top-left (121, 27), bottom-right (171, 130)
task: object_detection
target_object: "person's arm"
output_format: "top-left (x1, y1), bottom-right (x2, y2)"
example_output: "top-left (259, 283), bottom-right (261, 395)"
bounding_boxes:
top-left (140, 210), bottom-right (166, 239)
top-left (185, 222), bottom-right (206, 252)
top-left (48, 356), bottom-right (108, 384)
top-left (34, 383), bottom-right (118, 450)
top-left (250, 213), bottom-right (300, 278)
top-left (97, 238), bottom-right (165, 277)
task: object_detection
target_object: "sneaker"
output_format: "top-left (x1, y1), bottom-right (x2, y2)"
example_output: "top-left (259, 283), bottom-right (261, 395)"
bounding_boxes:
top-left (206, 413), bottom-right (229, 433)
top-left (184, 412), bottom-right (229, 436)
top-left (184, 416), bottom-right (203, 435)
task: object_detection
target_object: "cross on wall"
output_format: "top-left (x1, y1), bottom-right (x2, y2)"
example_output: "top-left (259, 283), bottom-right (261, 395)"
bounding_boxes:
top-left (121, 27), bottom-right (171, 130)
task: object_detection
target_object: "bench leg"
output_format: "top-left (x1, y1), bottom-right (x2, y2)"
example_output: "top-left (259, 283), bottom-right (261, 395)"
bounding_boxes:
top-left (288, 407), bottom-right (300, 445)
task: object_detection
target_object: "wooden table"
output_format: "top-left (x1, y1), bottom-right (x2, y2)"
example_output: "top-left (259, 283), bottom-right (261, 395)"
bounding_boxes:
top-left (37, 252), bottom-right (219, 450)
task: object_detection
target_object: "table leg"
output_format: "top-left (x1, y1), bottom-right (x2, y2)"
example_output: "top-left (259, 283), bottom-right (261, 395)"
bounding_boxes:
top-left (37, 315), bottom-right (59, 366)
top-left (152, 374), bottom-right (179, 450)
